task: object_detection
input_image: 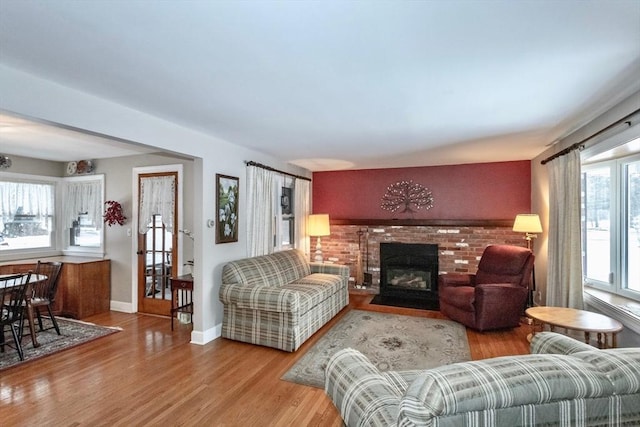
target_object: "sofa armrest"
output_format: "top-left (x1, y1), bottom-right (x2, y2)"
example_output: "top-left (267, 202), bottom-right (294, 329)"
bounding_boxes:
top-left (531, 331), bottom-right (595, 355)
top-left (325, 348), bottom-right (403, 427)
top-left (219, 283), bottom-right (300, 313)
top-left (310, 262), bottom-right (350, 278)
top-left (438, 273), bottom-right (476, 288)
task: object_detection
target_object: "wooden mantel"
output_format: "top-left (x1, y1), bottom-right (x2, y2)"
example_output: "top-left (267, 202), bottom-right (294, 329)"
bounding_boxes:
top-left (330, 218), bottom-right (514, 227)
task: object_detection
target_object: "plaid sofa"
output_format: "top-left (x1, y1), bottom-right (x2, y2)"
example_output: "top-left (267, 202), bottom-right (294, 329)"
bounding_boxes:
top-left (220, 249), bottom-right (349, 352)
top-left (325, 332), bottom-right (640, 426)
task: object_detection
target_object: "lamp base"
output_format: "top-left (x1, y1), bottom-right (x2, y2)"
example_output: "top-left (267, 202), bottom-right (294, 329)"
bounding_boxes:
top-left (314, 237), bottom-right (324, 263)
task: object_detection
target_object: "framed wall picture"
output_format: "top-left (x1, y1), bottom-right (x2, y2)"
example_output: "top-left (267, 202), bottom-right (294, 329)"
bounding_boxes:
top-left (216, 174), bottom-right (239, 244)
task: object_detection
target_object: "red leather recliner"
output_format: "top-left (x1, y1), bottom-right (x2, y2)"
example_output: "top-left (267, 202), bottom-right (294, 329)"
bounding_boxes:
top-left (438, 245), bottom-right (534, 331)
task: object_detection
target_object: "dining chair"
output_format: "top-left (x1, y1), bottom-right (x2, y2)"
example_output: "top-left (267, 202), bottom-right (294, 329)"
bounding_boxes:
top-left (22, 261), bottom-right (63, 336)
top-left (1, 272), bottom-right (32, 361)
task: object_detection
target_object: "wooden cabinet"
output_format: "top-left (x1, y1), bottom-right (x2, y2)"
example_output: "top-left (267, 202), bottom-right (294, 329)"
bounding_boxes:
top-left (0, 257), bottom-right (111, 319)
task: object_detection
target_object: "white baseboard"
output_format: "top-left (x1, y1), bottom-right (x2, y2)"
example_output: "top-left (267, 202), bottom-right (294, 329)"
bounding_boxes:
top-left (110, 300), bottom-right (135, 313)
top-left (109, 300), bottom-right (222, 345)
top-left (190, 323), bottom-right (222, 345)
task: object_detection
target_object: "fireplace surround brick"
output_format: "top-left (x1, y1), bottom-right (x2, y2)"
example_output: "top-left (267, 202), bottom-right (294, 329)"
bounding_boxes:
top-left (313, 223), bottom-right (527, 292)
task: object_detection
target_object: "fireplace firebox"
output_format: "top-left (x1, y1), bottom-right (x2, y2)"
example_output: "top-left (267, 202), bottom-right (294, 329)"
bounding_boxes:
top-left (379, 242), bottom-right (439, 304)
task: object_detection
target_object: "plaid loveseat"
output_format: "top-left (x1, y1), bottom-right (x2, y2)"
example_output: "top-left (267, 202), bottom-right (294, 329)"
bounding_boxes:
top-left (220, 249), bottom-right (349, 352)
top-left (325, 332), bottom-right (640, 426)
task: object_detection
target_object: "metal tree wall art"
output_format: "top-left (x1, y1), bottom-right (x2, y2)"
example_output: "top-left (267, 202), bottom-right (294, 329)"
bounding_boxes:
top-left (380, 180), bottom-right (434, 213)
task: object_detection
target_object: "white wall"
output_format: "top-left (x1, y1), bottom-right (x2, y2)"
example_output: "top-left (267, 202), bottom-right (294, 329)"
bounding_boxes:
top-left (0, 64), bottom-right (311, 344)
top-left (98, 154), bottom-right (195, 304)
top-left (0, 154), bottom-right (64, 177)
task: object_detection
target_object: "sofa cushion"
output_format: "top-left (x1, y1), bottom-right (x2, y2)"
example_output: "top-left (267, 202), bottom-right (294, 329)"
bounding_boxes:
top-left (281, 273), bottom-right (345, 313)
top-left (399, 354), bottom-right (614, 425)
top-left (222, 249), bottom-right (311, 287)
top-left (571, 349), bottom-right (640, 394)
top-left (220, 273), bottom-right (344, 314)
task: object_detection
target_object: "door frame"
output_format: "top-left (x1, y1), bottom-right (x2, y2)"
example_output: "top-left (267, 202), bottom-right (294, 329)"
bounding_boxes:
top-left (131, 164), bottom-right (184, 313)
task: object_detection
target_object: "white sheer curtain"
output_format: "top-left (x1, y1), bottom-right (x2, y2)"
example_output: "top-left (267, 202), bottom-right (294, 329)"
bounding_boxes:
top-left (546, 149), bottom-right (584, 309)
top-left (0, 181), bottom-right (54, 222)
top-left (64, 180), bottom-right (102, 229)
top-left (294, 178), bottom-right (311, 257)
top-left (139, 175), bottom-right (175, 234)
top-left (246, 165), bottom-right (281, 256)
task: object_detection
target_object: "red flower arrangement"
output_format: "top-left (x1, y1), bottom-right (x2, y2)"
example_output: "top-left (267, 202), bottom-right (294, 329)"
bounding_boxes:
top-left (104, 200), bottom-right (127, 226)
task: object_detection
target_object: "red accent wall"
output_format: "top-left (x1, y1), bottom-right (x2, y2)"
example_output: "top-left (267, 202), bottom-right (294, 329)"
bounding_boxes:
top-left (312, 161), bottom-right (531, 220)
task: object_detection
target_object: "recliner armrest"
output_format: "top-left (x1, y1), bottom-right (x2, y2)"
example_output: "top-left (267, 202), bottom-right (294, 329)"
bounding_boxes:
top-left (475, 282), bottom-right (525, 295)
top-left (438, 273), bottom-right (476, 288)
top-left (475, 283), bottom-right (527, 306)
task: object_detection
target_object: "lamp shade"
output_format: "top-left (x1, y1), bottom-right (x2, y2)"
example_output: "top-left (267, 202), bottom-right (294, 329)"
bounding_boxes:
top-left (308, 214), bottom-right (330, 237)
top-left (513, 214), bottom-right (542, 233)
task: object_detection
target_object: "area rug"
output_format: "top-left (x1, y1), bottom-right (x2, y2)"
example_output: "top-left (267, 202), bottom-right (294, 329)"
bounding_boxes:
top-left (281, 310), bottom-right (470, 388)
top-left (0, 317), bottom-right (121, 371)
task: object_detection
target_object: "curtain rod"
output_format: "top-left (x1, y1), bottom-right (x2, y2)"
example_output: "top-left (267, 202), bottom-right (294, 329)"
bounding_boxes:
top-left (541, 108), bottom-right (640, 165)
top-left (245, 161), bottom-right (312, 181)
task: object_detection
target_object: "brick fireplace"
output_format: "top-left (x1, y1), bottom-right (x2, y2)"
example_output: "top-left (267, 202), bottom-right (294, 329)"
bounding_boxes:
top-left (312, 220), bottom-right (528, 293)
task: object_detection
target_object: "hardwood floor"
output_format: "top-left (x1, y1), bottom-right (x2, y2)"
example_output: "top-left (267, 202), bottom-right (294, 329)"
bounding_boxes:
top-left (1, 294), bottom-right (530, 426)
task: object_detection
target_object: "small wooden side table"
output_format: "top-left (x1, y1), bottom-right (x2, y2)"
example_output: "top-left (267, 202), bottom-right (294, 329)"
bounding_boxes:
top-left (526, 306), bottom-right (623, 348)
top-left (170, 274), bottom-right (193, 330)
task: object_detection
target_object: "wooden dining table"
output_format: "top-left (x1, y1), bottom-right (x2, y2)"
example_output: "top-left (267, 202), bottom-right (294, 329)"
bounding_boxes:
top-left (1, 273), bottom-right (48, 348)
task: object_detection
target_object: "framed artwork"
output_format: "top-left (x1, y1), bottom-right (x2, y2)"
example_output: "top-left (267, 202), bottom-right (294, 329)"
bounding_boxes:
top-left (216, 174), bottom-right (239, 244)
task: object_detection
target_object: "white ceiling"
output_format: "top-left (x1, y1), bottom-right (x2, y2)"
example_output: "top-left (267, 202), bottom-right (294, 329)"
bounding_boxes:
top-left (0, 1), bottom-right (639, 171)
top-left (0, 113), bottom-right (159, 161)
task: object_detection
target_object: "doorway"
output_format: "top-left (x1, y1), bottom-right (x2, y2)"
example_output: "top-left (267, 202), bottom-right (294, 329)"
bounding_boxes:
top-left (136, 170), bottom-right (179, 316)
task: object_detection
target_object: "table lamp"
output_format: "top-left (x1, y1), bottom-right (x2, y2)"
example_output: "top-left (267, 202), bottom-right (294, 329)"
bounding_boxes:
top-left (308, 214), bottom-right (330, 263)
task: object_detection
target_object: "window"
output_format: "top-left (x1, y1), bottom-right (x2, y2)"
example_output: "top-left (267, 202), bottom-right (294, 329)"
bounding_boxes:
top-left (280, 179), bottom-right (294, 250)
top-left (0, 172), bottom-right (104, 257)
top-left (62, 175), bottom-right (104, 253)
top-left (582, 165), bottom-right (611, 284)
top-left (625, 158), bottom-right (640, 292)
top-left (582, 151), bottom-right (640, 301)
top-left (0, 175), bottom-right (55, 252)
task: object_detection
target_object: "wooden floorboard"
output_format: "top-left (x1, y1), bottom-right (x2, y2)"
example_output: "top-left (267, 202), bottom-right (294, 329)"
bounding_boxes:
top-left (0, 294), bottom-right (530, 426)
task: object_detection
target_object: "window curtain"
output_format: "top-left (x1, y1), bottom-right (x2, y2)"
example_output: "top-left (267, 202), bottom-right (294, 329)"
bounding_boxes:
top-left (64, 180), bottom-right (102, 230)
top-left (139, 175), bottom-right (175, 234)
top-left (246, 165), bottom-right (282, 257)
top-left (0, 181), bottom-right (54, 224)
top-left (294, 178), bottom-right (311, 257)
top-left (546, 149), bottom-right (584, 309)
